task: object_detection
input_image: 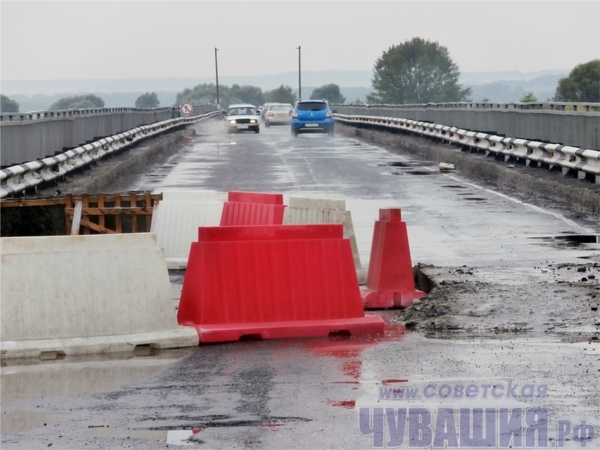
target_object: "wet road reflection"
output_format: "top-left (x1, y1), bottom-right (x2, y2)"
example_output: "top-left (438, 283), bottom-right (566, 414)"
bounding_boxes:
top-left (2, 123), bottom-right (598, 448)
top-left (1, 348), bottom-right (194, 434)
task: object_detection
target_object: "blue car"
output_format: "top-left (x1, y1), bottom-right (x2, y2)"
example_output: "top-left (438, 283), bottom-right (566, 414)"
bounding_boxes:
top-left (291, 99), bottom-right (334, 137)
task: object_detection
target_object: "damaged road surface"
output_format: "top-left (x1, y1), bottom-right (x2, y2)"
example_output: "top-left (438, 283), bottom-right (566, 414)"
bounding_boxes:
top-left (2, 122), bottom-right (599, 449)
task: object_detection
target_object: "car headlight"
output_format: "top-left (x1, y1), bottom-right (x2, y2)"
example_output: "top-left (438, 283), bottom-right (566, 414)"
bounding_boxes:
top-left (250, 119), bottom-right (257, 124)
top-left (228, 120), bottom-right (236, 124)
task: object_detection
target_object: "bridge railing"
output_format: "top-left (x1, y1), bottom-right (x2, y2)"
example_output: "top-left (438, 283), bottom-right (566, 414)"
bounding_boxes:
top-left (332, 103), bottom-right (600, 151)
top-left (336, 101), bottom-right (599, 111)
top-left (0, 110), bottom-right (224, 199)
top-left (333, 113), bottom-right (600, 184)
top-left (0, 104), bottom-right (217, 166)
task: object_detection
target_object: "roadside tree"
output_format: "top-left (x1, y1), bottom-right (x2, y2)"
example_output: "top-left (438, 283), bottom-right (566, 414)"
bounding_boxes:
top-left (554, 59), bottom-right (600, 102)
top-left (135, 92), bottom-right (160, 108)
top-left (520, 92), bottom-right (538, 103)
top-left (264, 85), bottom-right (296, 104)
top-left (1, 94), bottom-right (19, 112)
top-left (176, 83), bottom-right (241, 108)
top-left (49, 94), bottom-right (105, 110)
top-left (368, 37), bottom-right (471, 104)
top-left (310, 84), bottom-right (346, 104)
top-left (230, 85), bottom-right (265, 107)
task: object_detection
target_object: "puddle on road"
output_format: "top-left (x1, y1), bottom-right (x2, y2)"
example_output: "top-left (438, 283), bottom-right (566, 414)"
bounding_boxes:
top-left (387, 161), bottom-right (435, 168)
top-left (1, 348), bottom-right (194, 403)
top-left (81, 427), bottom-right (202, 446)
top-left (303, 314), bottom-right (407, 384)
top-left (391, 170), bottom-right (436, 176)
top-left (304, 314), bottom-right (407, 353)
top-left (579, 254), bottom-right (600, 261)
top-left (529, 234), bottom-right (600, 248)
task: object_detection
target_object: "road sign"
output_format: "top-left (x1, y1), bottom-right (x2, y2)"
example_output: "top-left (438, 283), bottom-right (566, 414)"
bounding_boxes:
top-left (180, 103), bottom-right (193, 116)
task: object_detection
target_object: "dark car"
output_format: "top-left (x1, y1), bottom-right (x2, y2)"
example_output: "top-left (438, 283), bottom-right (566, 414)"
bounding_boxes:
top-left (290, 100), bottom-right (334, 137)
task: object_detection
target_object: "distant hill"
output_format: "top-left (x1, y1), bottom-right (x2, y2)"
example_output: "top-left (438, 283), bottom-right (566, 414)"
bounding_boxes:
top-left (2, 69), bottom-right (572, 111)
top-left (459, 70), bottom-right (569, 85)
top-left (1, 70), bottom-right (374, 96)
top-left (9, 87), bottom-right (376, 112)
top-left (465, 73), bottom-right (569, 102)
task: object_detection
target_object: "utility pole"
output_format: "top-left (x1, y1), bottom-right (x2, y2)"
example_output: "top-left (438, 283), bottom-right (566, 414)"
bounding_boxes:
top-left (297, 46), bottom-right (301, 101)
top-left (215, 47), bottom-right (220, 108)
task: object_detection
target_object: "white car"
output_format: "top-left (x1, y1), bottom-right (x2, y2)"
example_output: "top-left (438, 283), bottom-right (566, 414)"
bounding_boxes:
top-left (260, 102), bottom-right (276, 120)
top-left (225, 103), bottom-right (260, 134)
top-left (264, 103), bottom-right (293, 127)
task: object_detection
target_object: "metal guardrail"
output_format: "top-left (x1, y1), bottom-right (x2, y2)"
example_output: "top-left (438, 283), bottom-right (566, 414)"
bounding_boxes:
top-left (334, 114), bottom-right (600, 184)
top-left (335, 101), bottom-right (600, 112)
top-left (0, 104), bottom-right (213, 122)
top-left (0, 104), bottom-right (218, 166)
top-left (333, 104), bottom-right (600, 151)
top-left (0, 110), bottom-right (224, 199)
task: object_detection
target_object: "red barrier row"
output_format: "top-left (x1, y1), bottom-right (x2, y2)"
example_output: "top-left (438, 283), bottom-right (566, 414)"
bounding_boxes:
top-left (178, 224), bottom-right (384, 343)
top-left (361, 208), bottom-right (424, 308)
top-left (227, 191), bottom-right (283, 205)
top-left (219, 191), bottom-right (286, 226)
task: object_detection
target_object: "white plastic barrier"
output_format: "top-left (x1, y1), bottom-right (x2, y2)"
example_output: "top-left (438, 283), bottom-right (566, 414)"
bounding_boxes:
top-left (283, 196), bottom-right (366, 283)
top-left (0, 233), bottom-right (198, 359)
top-left (151, 190), bottom-right (223, 269)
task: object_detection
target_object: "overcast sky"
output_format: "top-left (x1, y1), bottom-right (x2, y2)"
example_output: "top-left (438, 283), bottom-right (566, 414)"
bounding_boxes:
top-left (1, 1), bottom-right (599, 81)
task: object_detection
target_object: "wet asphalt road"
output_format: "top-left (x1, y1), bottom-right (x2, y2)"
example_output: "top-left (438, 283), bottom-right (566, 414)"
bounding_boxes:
top-left (2, 120), bottom-right (599, 449)
top-left (131, 120), bottom-right (597, 268)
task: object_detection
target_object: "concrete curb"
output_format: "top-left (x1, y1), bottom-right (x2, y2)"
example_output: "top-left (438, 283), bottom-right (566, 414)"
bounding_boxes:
top-left (63, 127), bottom-right (194, 195)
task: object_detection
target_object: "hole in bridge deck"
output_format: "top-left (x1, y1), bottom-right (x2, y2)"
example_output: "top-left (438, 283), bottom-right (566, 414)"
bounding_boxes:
top-left (404, 170), bottom-right (434, 175)
top-left (555, 235), bottom-right (599, 244)
top-left (238, 334), bottom-right (263, 342)
top-left (529, 235), bottom-right (600, 248)
top-left (328, 330), bottom-right (352, 338)
top-left (134, 344), bottom-right (159, 357)
top-left (392, 170), bottom-right (435, 176)
top-left (387, 162), bottom-right (413, 167)
top-left (39, 351), bottom-right (66, 361)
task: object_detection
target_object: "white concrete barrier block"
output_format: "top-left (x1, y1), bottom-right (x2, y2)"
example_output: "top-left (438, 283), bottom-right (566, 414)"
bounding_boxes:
top-left (1, 233), bottom-right (198, 359)
top-left (154, 189), bottom-right (218, 203)
top-left (150, 197), bottom-right (222, 269)
top-left (288, 196), bottom-right (346, 211)
top-left (283, 196), bottom-right (365, 283)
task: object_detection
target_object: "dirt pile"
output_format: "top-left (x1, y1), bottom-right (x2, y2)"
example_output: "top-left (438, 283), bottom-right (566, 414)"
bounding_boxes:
top-left (395, 263), bottom-right (600, 340)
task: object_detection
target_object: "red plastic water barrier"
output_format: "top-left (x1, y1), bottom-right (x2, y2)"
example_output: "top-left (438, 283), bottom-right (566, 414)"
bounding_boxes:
top-left (227, 191), bottom-right (283, 205)
top-left (361, 208), bottom-right (424, 309)
top-left (219, 191), bottom-right (286, 226)
top-left (178, 224), bottom-right (384, 342)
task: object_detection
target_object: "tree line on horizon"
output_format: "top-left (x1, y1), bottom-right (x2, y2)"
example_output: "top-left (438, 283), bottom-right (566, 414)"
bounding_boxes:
top-left (2, 38), bottom-right (598, 113)
top-left (174, 82), bottom-right (346, 108)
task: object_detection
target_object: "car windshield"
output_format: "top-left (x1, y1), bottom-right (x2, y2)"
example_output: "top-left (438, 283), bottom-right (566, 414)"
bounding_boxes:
top-left (271, 105), bottom-right (292, 111)
top-left (228, 107), bottom-right (256, 116)
top-left (296, 102), bottom-right (328, 111)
